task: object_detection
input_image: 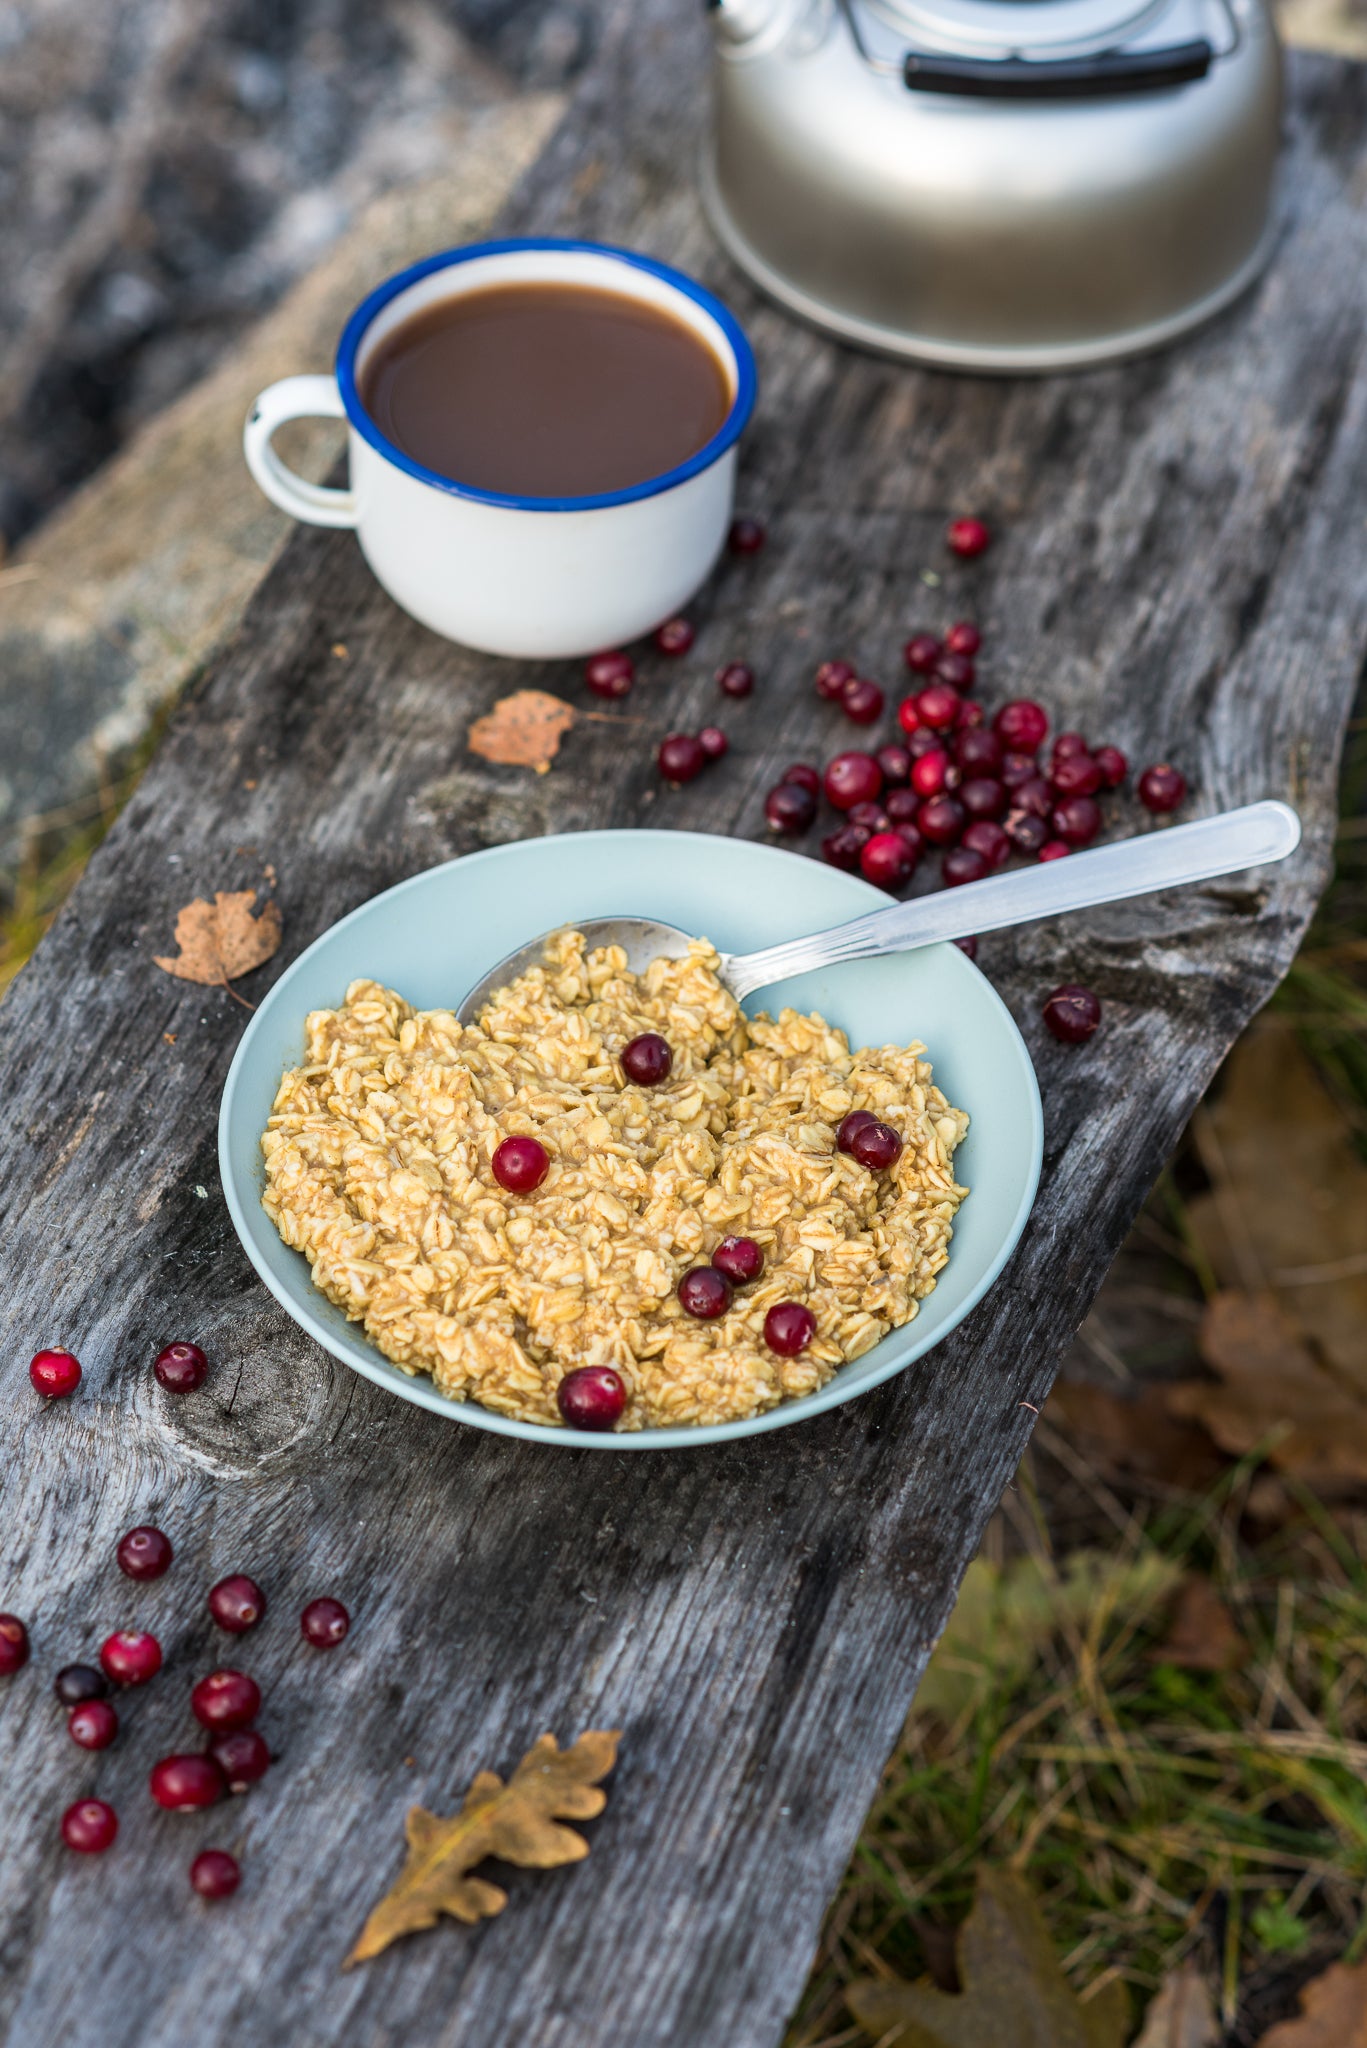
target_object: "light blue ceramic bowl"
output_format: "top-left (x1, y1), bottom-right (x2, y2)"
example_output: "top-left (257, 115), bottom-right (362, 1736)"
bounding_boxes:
top-left (218, 830), bottom-right (1043, 1448)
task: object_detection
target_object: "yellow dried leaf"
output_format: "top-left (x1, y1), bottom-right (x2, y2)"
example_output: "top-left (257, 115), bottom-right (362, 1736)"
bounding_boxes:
top-left (347, 1730), bottom-right (619, 1965)
top-left (1255, 1956), bottom-right (1367, 2046)
top-left (847, 1868), bottom-right (1129, 2048)
top-left (154, 890), bottom-right (282, 985)
top-left (468, 689), bottom-right (576, 772)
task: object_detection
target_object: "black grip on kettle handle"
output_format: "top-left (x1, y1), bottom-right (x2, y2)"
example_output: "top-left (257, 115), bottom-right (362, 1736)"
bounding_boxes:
top-left (902, 39), bottom-right (1212, 96)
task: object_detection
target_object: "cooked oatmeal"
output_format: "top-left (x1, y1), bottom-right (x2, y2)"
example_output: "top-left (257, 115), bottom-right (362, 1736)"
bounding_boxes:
top-left (261, 931), bottom-right (969, 1429)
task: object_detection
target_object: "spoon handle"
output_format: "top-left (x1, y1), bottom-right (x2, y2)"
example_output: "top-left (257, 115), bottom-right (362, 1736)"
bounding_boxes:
top-left (727, 800), bottom-right (1302, 998)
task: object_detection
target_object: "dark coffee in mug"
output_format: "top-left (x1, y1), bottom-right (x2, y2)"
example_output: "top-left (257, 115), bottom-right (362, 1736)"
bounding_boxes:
top-left (358, 282), bottom-right (732, 499)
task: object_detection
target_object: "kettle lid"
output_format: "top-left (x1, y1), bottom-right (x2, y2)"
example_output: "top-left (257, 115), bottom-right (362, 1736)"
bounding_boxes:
top-left (861, 0), bottom-right (1184, 56)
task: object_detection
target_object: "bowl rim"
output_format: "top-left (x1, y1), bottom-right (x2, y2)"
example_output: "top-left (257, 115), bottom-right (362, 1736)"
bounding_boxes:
top-left (217, 829), bottom-right (1044, 1450)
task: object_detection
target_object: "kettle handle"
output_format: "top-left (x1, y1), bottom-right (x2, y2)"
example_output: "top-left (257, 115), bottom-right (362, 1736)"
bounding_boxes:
top-left (901, 40), bottom-right (1212, 95)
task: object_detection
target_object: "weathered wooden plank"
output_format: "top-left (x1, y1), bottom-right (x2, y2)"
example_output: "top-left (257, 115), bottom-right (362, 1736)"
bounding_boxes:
top-left (1, 11), bottom-right (1365, 2045)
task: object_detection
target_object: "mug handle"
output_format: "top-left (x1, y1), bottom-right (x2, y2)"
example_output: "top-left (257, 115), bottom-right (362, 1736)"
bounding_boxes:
top-left (243, 374), bottom-right (359, 529)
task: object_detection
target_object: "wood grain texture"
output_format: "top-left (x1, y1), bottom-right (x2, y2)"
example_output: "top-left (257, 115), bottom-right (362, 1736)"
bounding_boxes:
top-left (2, 9), bottom-right (1366, 2042)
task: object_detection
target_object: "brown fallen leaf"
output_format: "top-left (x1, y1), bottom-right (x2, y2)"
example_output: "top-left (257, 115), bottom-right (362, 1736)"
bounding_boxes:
top-left (1150, 1576), bottom-right (1247, 1673)
top-left (1133, 1963), bottom-right (1220, 2047)
top-left (1256, 1957), bottom-right (1367, 2046)
top-left (1047, 1379), bottom-right (1227, 1494)
top-left (1167, 1291), bottom-right (1367, 1486)
top-left (468, 689), bottom-right (576, 772)
top-left (154, 890), bottom-right (282, 989)
top-left (847, 1867), bottom-right (1129, 2048)
top-left (347, 1730), bottom-right (619, 1965)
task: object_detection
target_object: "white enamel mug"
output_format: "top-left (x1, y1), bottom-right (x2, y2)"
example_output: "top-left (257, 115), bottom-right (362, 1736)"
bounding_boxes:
top-left (243, 238), bottom-right (757, 659)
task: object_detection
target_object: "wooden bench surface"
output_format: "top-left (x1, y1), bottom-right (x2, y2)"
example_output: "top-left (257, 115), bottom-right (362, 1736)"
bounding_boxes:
top-left (1, 10), bottom-right (1365, 2044)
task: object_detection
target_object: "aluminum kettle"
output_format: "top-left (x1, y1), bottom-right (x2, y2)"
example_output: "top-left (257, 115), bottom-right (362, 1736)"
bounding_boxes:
top-left (703, 0), bottom-right (1282, 371)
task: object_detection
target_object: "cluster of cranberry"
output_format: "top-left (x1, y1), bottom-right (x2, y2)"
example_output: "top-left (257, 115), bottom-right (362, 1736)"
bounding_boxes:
top-left (5, 1341), bottom-right (351, 1894)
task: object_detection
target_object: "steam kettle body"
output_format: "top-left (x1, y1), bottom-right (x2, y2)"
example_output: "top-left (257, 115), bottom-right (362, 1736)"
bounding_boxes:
top-left (703, 0), bottom-right (1282, 371)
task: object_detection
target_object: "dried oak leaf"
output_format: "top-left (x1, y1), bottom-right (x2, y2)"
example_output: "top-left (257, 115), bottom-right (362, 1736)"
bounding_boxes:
top-left (1150, 1576), bottom-right (1248, 1674)
top-left (468, 689), bottom-right (575, 773)
top-left (1256, 1957), bottom-right (1367, 2046)
top-left (1133, 1963), bottom-right (1220, 2048)
top-left (154, 890), bottom-right (282, 986)
top-left (846, 1867), bottom-right (1129, 2048)
top-left (1046, 1379), bottom-right (1226, 1494)
top-left (347, 1730), bottom-right (619, 1965)
top-left (1167, 1291), bottom-right (1367, 1486)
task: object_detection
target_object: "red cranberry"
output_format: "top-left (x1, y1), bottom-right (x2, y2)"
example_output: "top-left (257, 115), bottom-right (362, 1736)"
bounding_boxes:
top-left (956, 727), bottom-right (1003, 773)
top-left (191, 1669), bottom-right (261, 1733)
top-left (717, 661), bottom-right (754, 698)
top-left (885, 787), bottom-right (919, 823)
top-left (301, 1598), bottom-right (350, 1648)
top-left (1139, 762), bottom-right (1187, 812)
top-left (841, 676), bottom-right (884, 725)
top-left (1043, 984), bottom-right (1103, 1043)
top-left (678, 1267), bottom-right (731, 1320)
top-left (815, 659), bottom-right (856, 701)
top-left (846, 802), bottom-right (888, 834)
top-left (911, 748), bottom-right (955, 798)
top-left (712, 1236), bottom-right (763, 1285)
top-left (944, 620), bottom-right (981, 657)
top-left (208, 1576), bottom-right (266, 1634)
top-left (876, 743), bottom-right (911, 786)
top-left (906, 727), bottom-right (943, 758)
top-left (903, 633), bottom-right (941, 674)
top-left (1004, 810), bottom-right (1049, 856)
top-left (782, 762), bottom-right (820, 795)
top-left (894, 822), bottom-right (924, 861)
top-left (917, 795), bottom-right (967, 846)
top-left (1052, 731), bottom-right (1090, 759)
top-left (821, 825), bottom-right (870, 871)
top-left (860, 832), bottom-right (915, 888)
top-left (69, 1699), bottom-right (118, 1751)
top-left (915, 682), bottom-right (960, 730)
top-left (849, 1121), bottom-right (904, 1171)
top-left (824, 752), bottom-right (883, 810)
top-left (954, 935), bottom-right (979, 960)
top-left (698, 725), bottom-right (728, 761)
top-left (654, 616), bottom-right (694, 655)
top-left (30, 1347), bottom-right (81, 1398)
top-left (727, 516), bottom-right (766, 554)
top-left (947, 516), bottom-right (991, 558)
top-left (1015, 776), bottom-right (1054, 819)
top-left (960, 776), bottom-right (1006, 820)
top-left (1093, 744), bottom-right (1128, 789)
top-left (150, 1753), bottom-right (225, 1811)
top-left (935, 650), bottom-right (975, 691)
top-left (1039, 840), bottom-right (1071, 862)
top-left (208, 1728), bottom-right (271, 1792)
top-left (62, 1799), bottom-right (118, 1853)
top-left (621, 1033), bottom-right (672, 1085)
top-left (896, 694), bottom-right (922, 735)
top-left (993, 700), bottom-right (1049, 751)
top-left (956, 698), bottom-right (985, 731)
top-left (765, 783), bottom-right (817, 834)
top-left (962, 820), bottom-right (1011, 869)
top-left (117, 1525), bottom-right (173, 1582)
top-left (1050, 751), bottom-right (1103, 797)
top-left (154, 1341), bottom-right (208, 1392)
top-left (1051, 795), bottom-right (1102, 846)
top-left (1000, 750), bottom-right (1039, 789)
top-left (0, 1615), bottom-right (30, 1676)
top-left (836, 1110), bottom-right (879, 1153)
top-left (764, 1302), bottom-right (816, 1356)
top-left (584, 651), bottom-right (633, 700)
top-left (100, 1631), bottom-right (162, 1686)
top-left (658, 733), bottom-right (708, 785)
top-left (55, 1662), bottom-right (108, 1704)
top-left (492, 1135), bottom-right (549, 1193)
top-left (943, 846), bottom-right (990, 886)
top-left (191, 1849), bottom-right (242, 1899)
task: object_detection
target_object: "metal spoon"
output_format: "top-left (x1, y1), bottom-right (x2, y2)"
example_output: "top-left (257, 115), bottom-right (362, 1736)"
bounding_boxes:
top-left (457, 799), bottom-right (1301, 1021)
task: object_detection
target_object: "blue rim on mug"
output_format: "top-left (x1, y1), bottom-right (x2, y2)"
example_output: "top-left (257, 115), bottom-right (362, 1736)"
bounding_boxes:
top-left (335, 238), bottom-right (759, 515)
